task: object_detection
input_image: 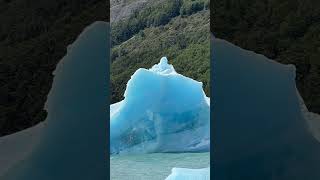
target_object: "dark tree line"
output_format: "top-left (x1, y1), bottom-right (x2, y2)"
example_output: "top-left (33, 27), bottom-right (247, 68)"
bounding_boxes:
top-left (0, 0), bottom-right (109, 136)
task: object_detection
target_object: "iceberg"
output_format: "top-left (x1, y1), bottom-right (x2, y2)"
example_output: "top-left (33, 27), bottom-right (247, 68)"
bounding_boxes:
top-left (110, 57), bottom-right (210, 154)
top-left (212, 37), bottom-right (320, 180)
top-left (165, 167), bottom-right (210, 180)
top-left (0, 21), bottom-right (109, 179)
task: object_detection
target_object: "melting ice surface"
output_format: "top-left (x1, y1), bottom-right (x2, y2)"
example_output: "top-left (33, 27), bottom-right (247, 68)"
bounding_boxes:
top-left (110, 57), bottom-right (210, 154)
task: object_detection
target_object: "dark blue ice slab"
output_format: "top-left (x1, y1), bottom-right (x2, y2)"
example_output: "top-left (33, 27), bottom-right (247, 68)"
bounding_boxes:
top-left (212, 38), bottom-right (320, 180)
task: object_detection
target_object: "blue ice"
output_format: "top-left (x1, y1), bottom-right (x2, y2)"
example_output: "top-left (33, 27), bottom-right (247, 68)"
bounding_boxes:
top-left (165, 167), bottom-right (210, 180)
top-left (110, 57), bottom-right (210, 154)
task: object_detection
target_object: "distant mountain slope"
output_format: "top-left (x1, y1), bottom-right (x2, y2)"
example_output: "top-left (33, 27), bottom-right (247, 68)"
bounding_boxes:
top-left (0, 0), bottom-right (109, 136)
top-left (110, 0), bottom-right (210, 103)
top-left (111, 0), bottom-right (153, 23)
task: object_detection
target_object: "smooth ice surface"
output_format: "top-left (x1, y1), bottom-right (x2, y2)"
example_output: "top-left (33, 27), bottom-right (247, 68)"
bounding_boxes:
top-left (0, 21), bottom-right (109, 179)
top-left (110, 57), bottom-right (210, 154)
top-left (110, 152), bottom-right (210, 180)
top-left (0, 123), bottom-right (44, 176)
top-left (212, 37), bottom-right (320, 180)
top-left (165, 167), bottom-right (210, 180)
top-left (299, 94), bottom-right (320, 142)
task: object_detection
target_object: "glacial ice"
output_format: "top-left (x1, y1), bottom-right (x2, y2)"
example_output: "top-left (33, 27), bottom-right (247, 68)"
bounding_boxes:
top-left (212, 37), bottom-right (320, 180)
top-left (110, 57), bottom-right (210, 154)
top-left (0, 21), bottom-right (109, 179)
top-left (165, 167), bottom-right (210, 180)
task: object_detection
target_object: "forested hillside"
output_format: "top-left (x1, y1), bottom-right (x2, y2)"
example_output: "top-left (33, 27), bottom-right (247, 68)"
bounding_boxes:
top-left (0, 0), bottom-right (109, 136)
top-left (111, 0), bottom-right (210, 103)
top-left (212, 0), bottom-right (320, 113)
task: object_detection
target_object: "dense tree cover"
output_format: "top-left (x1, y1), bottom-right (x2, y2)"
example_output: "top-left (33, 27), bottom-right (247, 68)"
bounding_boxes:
top-left (0, 0), bottom-right (109, 136)
top-left (111, 10), bottom-right (210, 103)
top-left (111, 0), bottom-right (209, 46)
top-left (111, 0), bottom-right (181, 46)
top-left (180, 0), bottom-right (209, 16)
top-left (212, 0), bottom-right (320, 113)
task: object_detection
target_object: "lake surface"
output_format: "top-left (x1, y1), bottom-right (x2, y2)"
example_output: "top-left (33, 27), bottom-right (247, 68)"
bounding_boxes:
top-left (110, 152), bottom-right (210, 180)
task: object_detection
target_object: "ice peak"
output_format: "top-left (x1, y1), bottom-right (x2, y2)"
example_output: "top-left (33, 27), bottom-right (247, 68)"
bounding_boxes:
top-left (160, 57), bottom-right (168, 66)
top-left (150, 57), bottom-right (176, 75)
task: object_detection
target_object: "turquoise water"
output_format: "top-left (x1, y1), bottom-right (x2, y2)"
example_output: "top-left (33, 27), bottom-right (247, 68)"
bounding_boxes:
top-left (110, 152), bottom-right (210, 180)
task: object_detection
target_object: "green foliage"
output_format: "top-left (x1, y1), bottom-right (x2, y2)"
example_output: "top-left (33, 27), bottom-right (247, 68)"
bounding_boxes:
top-left (111, 0), bottom-right (210, 46)
top-left (111, 0), bottom-right (182, 46)
top-left (111, 10), bottom-right (210, 103)
top-left (212, 0), bottom-right (320, 113)
top-left (180, 0), bottom-right (208, 16)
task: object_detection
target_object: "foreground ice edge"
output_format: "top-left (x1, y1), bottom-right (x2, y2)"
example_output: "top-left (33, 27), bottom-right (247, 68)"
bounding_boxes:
top-left (0, 21), bottom-right (109, 179)
top-left (165, 167), bottom-right (210, 180)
